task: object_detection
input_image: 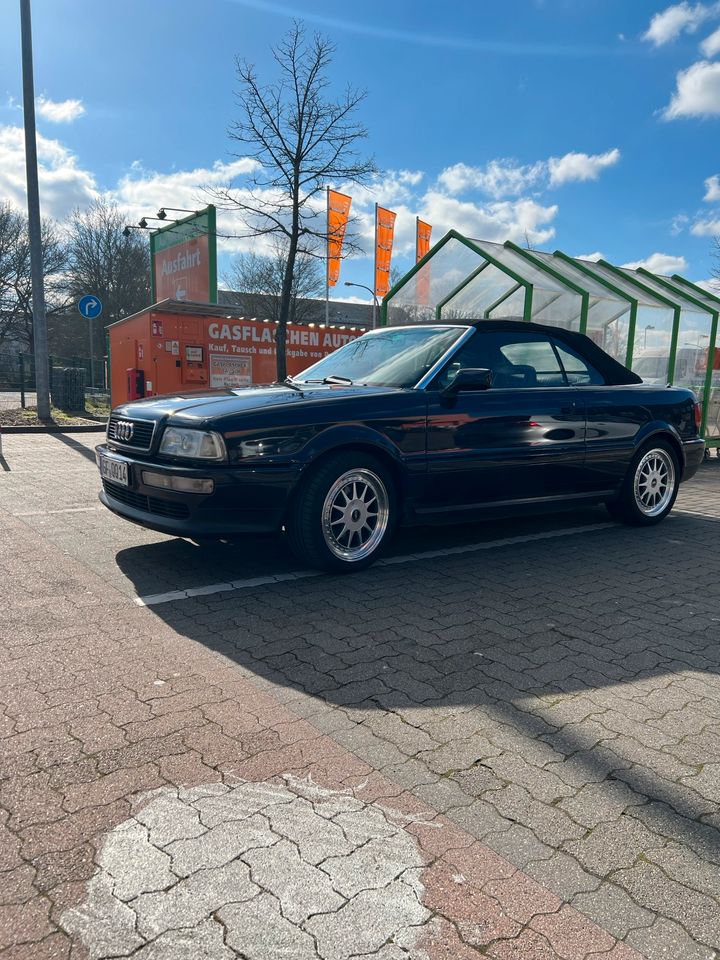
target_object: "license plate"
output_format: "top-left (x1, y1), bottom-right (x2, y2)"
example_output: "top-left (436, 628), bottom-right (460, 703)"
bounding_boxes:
top-left (100, 455), bottom-right (129, 487)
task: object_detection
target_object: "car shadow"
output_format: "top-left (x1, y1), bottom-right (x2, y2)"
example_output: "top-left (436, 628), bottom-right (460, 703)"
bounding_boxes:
top-left (115, 503), bottom-right (720, 864)
top-left (49, 431), bottom-right (101, 463)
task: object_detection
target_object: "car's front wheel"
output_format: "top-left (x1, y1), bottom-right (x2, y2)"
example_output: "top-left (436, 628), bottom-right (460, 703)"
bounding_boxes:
top-left (286, 452), bottom-right (395, 572)
top-left (606, 440), bottom-right (679, 525)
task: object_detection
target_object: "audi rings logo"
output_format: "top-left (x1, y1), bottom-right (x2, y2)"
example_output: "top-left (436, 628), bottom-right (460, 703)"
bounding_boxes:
top-left (115, 421), bottom-right (134, 442)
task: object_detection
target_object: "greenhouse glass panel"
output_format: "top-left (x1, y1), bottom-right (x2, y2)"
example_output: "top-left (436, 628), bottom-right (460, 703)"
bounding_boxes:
top-left (647, 278), bottom-right (720, 440)
top-left (533, 252), bottom-right (632, 360)
top-left (622, 270), bottom-right (713, 398)
top-left (577, 261), bottom-right (675, 380)
top-left (474, 242), bottom-right (584, 328)
top-left (385, 236), bottom-right (484, 326)
top-left (443, 262), bottom-right (523, 319)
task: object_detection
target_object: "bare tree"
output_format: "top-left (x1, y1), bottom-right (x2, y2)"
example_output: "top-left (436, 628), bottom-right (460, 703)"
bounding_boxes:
top-left (225, 239), bottom-right (324, 323)
top-left (212, 21), bottom-right (376, 379)
top-left (711, 237), bottom-right (720, 291)
top-left (65, 200), bottom-right (150, 357)
top-left (0, 202), bottom-right (68, 353)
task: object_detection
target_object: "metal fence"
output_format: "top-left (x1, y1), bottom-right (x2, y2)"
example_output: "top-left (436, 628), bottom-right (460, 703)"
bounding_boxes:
top-left (0, 353), bottom-right (108, 412)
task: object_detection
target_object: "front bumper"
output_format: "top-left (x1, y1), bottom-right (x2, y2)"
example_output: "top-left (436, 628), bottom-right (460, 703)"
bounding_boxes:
top-left (682, 438), bottom-right (706, 482)
top-left (95, 444), bottom-right (300, 537)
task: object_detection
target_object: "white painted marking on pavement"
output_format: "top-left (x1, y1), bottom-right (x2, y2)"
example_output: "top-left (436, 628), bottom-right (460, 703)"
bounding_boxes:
top-left (134, 521), bottom-right (613, 607)
top-left (15, 506), bottom-right (101, 517)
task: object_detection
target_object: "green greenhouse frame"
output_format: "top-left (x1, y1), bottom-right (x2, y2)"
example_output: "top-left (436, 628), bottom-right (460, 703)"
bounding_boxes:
top-left (381, 230), bottom-right (720, 449)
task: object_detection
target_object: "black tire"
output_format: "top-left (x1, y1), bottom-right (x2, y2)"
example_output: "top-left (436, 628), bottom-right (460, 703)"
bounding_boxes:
top-left (286, 452), bottom-right (396, 572)
top-left (606, 439), bottom-right (680, 526)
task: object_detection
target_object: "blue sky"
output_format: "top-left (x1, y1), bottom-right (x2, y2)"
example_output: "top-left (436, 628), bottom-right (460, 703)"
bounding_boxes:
top-left (2, 0), bottom-right (720, 300)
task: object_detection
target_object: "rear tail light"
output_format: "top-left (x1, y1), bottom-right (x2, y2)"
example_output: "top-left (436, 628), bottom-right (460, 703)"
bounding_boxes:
top-left (694, 400), bottom-right (702, 431)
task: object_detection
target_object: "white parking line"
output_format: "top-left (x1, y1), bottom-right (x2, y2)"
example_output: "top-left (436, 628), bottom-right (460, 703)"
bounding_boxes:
top-left (134, 521), bottom-right (614, 607)
top-left (15, 506), bottom-right (101, 517)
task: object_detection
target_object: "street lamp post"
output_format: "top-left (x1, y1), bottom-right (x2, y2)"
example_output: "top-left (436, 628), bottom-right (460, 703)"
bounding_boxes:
top-left (19, 0), bottom-right (50, 421)
top-left (644, 324), bottom-right (656, 350)
top-left (344, 281), bottom-right (379, 329)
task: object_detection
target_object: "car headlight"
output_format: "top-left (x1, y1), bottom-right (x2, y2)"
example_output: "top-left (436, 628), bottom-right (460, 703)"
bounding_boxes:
top-left (159, 427), bottom-right (227, 460)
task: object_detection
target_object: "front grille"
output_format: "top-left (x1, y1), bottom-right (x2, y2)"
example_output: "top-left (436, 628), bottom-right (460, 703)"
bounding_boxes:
top-left (102, 480), bottom-right (190, 520)
top-left (107, 415), bottom-right (156, 450)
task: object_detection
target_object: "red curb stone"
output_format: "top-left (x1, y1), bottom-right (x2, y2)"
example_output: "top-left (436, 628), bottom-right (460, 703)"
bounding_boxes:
top-left (20, 799), bottom-right (130, 859)
top-left (0, 899), bottom-right (54, 950)
top-left (484, 870), bottom-right (564, 925)
top-left (121, 708), bottom-right (206, 744)
top-left (408, 817), bottom-right (476, 858)
top-left (0, 932), bottom-right (72, 960)
top-left (531, 905), bottom-right (617, 959)
top-left (33, 842), bottom-right (96, 893)
top-left (157, 749), bottom-right (219, 787)
top-left (0, 824), bottom-right (23, 872)
top-left (444, 840), bottom-right (517, 887)
top-left (597, 945), bottom-right (647, 960)
top-left (0, 863), bottom-right (37, 905)
top-left (488, 928), bottom-right (564, 960)
top-left (423, 860), bottom-right (521, 946)
top-left (183, 722), bottom-right (249, 767)
top-left (419, 917), bottom-right (486, 958)
top-left (61, 762), bottom-right (164, 813)
top-left (46, 879), bottom-right (92, 924)
top-left (68, 717), bottom-right (128, 753)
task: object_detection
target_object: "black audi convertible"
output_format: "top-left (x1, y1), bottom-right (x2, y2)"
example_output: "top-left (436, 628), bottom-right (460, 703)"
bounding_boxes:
top-left (96, 320), bottom-right (705, 571)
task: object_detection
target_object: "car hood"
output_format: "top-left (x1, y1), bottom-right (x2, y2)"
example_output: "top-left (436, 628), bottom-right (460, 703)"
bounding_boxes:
top-left (113, 383), bottom-right (408, 425)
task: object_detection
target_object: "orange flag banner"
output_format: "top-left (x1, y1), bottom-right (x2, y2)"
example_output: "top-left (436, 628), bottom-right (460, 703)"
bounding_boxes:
top-left (374, 205), bottom-right (397, 299)
top-left (416, 218), bottom-right (432, 262)
top-left (416, 218), bottom-right (432, 306)
top-left (327, 189), bottom-right (352, 287)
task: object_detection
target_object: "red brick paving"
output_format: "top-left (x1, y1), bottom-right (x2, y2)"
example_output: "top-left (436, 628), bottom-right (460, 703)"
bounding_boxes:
top-left (0, 507), bottom-right (651, 959)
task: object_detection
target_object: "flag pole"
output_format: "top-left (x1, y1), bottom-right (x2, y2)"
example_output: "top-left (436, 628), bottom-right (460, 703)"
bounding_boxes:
top-left (325, 186), bottom-right (330, 326)
top-left (415, 216), bottom-right (419, 264)
top-left (373, 202), bottom-right (378, 330)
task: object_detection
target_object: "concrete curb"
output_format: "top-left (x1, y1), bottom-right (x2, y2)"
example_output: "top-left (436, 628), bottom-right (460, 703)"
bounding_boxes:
top-left (0, 423), bottom-right (107, 434)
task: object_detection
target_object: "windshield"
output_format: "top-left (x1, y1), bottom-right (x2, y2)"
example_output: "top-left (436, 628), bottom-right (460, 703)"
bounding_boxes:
top-left (295, 326), bottom-right (467, 388)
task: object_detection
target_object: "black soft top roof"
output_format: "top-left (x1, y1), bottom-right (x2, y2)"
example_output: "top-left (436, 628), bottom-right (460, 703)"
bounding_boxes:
top-left (462, 318), bottom-right (643, 386)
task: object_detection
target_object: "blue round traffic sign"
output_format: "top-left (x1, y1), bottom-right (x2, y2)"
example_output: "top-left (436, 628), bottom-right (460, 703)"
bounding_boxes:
top-left (78, 295), bottom-right (103, 319)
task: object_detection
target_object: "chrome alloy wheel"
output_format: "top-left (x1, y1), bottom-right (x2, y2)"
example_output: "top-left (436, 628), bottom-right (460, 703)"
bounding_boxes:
top-left (633, 448), bottom-right (675, 517)
top-left (321, 468), bottom-right (390, 562)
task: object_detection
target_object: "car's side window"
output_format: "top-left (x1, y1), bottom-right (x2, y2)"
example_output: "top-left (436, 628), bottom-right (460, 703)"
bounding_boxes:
top-left (498, 340), bottom-right (566, 387)
top-left (435, 331), bottom-right (568, 390)
top-left (552, 342), bottom-right (605, 386)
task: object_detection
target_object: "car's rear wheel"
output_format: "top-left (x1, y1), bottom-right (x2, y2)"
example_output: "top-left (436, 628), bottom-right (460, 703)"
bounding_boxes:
top-left (606, 440), bottom-right (679, 525)
top-left (286, 452), bottom-right (395, 571)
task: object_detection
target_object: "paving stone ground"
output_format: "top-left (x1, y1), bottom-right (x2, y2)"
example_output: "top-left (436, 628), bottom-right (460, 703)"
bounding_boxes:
top-left (2, 434), bottom-right (720, 959)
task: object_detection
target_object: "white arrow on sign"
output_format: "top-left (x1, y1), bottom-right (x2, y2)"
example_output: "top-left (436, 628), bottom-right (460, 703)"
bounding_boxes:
top-left (83, 298), bottom-right (99, 316)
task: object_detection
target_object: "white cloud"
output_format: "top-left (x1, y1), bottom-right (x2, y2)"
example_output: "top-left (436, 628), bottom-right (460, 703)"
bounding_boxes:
top-left (35, 96), bottom-right (85, 123)
top-left (420, 191), bottom-right (558, 246)
top-left (671, 213), bottom-right (690, 234)
top-left (0, 124), bottom-right (98, 219)
top-left (701, 25), bottom-right (720, 54)
top-left (691, 216), bottom-right (720, 234)
top-left (643, 2), bottom-right (718, 46)
top-left (437, 159), bottom-right (545, 198)
top-left (437, 150), bottom-right (620, 198)
top-left (575, 251), bottom-right (605, 262)
top-left (663, 59), bottom-right (720, 117)
top-left (547, 148), bottom-right (621, 186)
top-left (622, 252), bottom-right (689, 274)
top-left (704, 173), bottom-right (720, 199)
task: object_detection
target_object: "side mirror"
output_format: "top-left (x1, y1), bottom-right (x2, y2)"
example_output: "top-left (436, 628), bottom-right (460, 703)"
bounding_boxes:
top-left (442, 367), bottom-right (493, 396)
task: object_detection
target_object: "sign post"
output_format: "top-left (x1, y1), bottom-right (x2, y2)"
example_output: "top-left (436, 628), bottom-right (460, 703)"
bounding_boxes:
top-left (79, 296), bottom-right (103, 385)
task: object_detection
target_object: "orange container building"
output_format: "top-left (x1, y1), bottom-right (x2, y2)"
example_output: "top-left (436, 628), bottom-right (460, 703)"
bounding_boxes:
top-left (107, 300), bottom-right (364, 407)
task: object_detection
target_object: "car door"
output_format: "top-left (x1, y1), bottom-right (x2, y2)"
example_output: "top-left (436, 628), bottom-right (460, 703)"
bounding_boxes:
top-left (551, 340), bottom-right (641, 494)
top-left (423, 330), bottom-right (587, 511)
